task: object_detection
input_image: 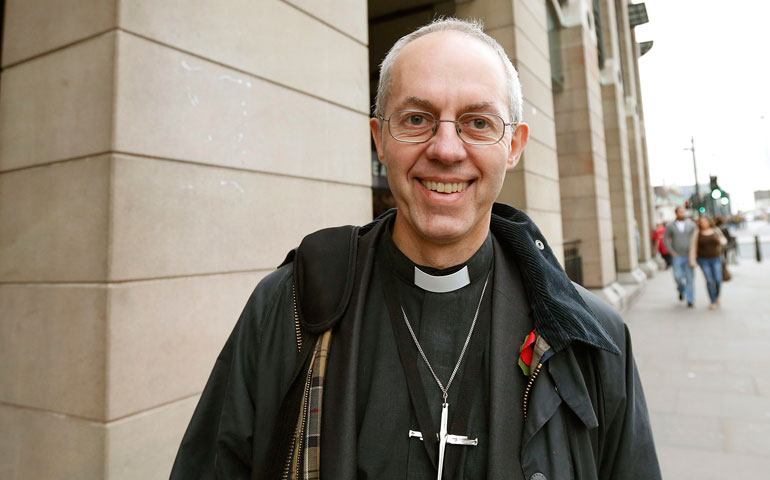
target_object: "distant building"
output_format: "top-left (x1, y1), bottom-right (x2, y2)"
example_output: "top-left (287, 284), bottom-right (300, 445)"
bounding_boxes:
top-left (756, 190), bottom-right (770, 211)
top-left (653, 185), bottom-right (688, 222)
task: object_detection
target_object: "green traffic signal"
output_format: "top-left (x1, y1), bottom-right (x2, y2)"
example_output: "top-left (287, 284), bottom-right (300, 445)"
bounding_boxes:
top-left (711, 188), bottom-right (722, 199)
top-left (699, 206), bottom-right (706, 213)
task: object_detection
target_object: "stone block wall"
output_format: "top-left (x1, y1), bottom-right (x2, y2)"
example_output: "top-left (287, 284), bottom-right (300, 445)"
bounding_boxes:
top-left (615, 0), bottom-right (653, 264)
top-left (553, 16), bottom-right (616, 289)
top-left (457, 0), bottom-right (565, 264)
top-left (0, 1), bottom-right (371, 478)
top-left (599, 0), bottom-right (638, 274)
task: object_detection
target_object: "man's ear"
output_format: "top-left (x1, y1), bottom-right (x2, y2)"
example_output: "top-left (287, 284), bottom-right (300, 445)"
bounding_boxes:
top-left (506, 123), bottom-right (529, 171)
top-left (370, 117), bottom-right (385, 164)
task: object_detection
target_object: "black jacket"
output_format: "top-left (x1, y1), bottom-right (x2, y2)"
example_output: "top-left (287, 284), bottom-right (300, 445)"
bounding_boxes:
top-left (171, 204), bottom-right (661, 479)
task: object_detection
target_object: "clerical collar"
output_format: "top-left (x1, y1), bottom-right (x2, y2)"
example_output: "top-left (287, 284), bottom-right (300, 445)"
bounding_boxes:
top-left (384, 223), bottom-right (493, 293)
top-left (413, 265), bottom-right (470, 293)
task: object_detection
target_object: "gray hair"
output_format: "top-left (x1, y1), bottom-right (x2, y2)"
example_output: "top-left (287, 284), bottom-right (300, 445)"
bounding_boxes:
top-left (373, 17), bottom-right (523, 124)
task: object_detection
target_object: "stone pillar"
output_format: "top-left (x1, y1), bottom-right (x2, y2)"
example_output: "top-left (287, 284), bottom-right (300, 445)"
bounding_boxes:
top-left (630, 27), bottom-right (658, 239)
top-left (552, 1), bottom-right (617, 296)
top-left (627, 113), bottom-right (653, 264)
top-left (457, 0), bottom-right (565, 264)
top-left (616, 0), bottom-right (654, 271)
top-left (599, 0), bottom-right (645, 289)
top-left (601, 81), bottom-right (639, 275)
top-left (0, 1), bottom-right (371, 478)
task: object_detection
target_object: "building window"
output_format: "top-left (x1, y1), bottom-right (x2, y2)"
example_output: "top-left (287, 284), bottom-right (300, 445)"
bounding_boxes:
top-left (593, 0), bottom-right (605, 68)
top-left (546, 0), bottom-right (565, 90)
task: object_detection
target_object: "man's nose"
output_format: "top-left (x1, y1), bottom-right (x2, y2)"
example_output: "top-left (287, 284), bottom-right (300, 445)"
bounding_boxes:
top-left (427, 120), bottom-right (466, 164)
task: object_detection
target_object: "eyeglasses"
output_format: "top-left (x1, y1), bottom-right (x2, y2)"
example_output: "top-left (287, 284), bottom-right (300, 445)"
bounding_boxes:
top-left (378, 110), bottom-right (515, 145)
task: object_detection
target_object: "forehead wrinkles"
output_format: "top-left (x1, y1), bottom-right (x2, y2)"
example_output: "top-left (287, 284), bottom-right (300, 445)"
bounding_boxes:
top-left (389, 31), bottom-right (507, 113)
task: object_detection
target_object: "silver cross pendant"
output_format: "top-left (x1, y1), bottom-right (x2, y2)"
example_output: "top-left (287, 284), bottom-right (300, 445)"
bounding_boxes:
top-left (407, 402), bottom-right (478, 479)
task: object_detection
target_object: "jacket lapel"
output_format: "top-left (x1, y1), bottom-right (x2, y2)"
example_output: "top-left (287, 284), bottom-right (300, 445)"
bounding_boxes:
top-left (487, 238), bottom-right (533, 476)
top-left (520, 367), bottom-right (562, 448)
top-left (548, 347), bottom-right (599, 430)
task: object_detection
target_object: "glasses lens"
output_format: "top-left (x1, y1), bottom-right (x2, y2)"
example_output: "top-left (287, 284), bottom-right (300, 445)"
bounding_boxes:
top-left (457, 113), bottom-right (504, 145)
top-left (389, 111), bottom-right (435, 142)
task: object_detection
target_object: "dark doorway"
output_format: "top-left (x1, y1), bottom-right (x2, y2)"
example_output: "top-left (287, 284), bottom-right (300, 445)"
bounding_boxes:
top-left (367, 1), bottom-right (457, 217)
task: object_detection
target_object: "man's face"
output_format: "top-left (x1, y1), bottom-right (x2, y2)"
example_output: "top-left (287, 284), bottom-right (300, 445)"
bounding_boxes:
top-left (675, 207), bottom-right (686, 220)
top-left (370, 31), bottom-right (529, 254)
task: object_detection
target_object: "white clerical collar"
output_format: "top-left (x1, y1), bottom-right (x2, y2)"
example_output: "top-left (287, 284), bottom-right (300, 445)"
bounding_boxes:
top-left (414, 265), bottom-right (470, 293)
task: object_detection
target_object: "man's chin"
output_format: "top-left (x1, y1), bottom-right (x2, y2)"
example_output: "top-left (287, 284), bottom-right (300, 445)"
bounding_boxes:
top-left (414, 218), bottom-right (477, 246)
top-left (394, 204), bottom-right (491, 250)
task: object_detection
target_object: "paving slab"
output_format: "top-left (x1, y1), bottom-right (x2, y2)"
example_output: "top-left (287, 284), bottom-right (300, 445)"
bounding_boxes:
top-left (656, 446), bottom-right (770, 480)
top-left (625, 258), bottom-right (770, 478)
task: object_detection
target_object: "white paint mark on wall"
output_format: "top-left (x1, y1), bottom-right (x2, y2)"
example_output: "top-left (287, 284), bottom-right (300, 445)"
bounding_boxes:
top-left (220, 180), bottom-right (245, 193)
top-left (218, 75), bottom-right (244, 85)
top-left (181, 60), bottom-right (201, 72)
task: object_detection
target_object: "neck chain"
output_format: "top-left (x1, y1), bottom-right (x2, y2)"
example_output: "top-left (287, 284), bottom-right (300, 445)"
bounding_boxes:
top-left (400, 271), bottom-right (491, 403)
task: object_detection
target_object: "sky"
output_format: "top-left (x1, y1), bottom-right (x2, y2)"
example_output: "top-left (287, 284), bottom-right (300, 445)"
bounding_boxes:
top-left (634, 0), bottom-right (770, 212)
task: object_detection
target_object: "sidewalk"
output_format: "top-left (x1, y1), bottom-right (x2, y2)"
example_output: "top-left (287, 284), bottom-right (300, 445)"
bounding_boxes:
top-left (625, 258), bottom-right (770, 478)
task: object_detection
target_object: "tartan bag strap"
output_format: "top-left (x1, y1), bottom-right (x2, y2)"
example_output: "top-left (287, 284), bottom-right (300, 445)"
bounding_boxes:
top-left (287, 329), bottom-right (333, 480)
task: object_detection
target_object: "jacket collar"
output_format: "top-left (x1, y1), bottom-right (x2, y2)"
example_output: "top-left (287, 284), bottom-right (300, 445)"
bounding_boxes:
top-left (287, 203), bottom-right (619, 354)
top-left (489, 203), bottom-right (620, 355)
top-left (366, 205), bottom-right (619, 403)
top-left (367, 204), bottom-right (620, 354)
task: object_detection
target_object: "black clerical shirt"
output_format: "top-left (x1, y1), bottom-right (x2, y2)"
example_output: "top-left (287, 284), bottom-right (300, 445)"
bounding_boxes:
top-left (356, 227), bottom-right (495, 479)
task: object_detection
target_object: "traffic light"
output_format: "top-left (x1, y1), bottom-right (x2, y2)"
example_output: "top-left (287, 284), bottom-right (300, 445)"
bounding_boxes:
top-left (710, 176), bottom-right (722, 199)
top-left (699, 206), bottom-right (706, 214)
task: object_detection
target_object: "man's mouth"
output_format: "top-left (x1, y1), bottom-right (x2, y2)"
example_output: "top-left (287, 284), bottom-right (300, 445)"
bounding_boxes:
top-left (420, 180), bottom-right (470, 194)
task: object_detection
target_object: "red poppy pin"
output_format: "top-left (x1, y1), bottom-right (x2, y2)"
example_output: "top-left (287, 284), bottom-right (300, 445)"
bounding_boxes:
top-left (518, 329), bottom-right (537, 376)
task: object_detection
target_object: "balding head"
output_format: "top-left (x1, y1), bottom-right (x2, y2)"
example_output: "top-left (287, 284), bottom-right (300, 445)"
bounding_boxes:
top-left (373, 18), bottom-right (523, 124)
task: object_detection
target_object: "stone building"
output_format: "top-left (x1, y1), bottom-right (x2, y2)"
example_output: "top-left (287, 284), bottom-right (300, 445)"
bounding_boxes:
top-left (0, 0), bottom-right (655, 477)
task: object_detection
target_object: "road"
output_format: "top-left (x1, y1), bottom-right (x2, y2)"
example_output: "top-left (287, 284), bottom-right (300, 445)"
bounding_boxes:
top-left (733, 220), bottom-right (770, 260)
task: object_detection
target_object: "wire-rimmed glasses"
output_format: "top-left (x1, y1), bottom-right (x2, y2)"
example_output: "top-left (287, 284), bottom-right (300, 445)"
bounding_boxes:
top-left (378, 110), bottom-right (515, 145)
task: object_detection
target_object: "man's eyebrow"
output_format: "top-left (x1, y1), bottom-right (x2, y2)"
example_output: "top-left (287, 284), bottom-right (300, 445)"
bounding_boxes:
top-left (401, 96), bottom-right (436, 111)
top-left (398, 97), bottom-right (501, 115)
top-left (463, 101), bottom-right (497, 113)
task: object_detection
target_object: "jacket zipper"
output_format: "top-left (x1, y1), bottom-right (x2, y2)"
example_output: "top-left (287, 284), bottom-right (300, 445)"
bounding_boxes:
top-left (281, 444), bottom-right (293, 480)
top-left (294, 362), bottom-right (313, 479)
top-left (522, 362), bottom-right (544, 422)
top-left (281, 285), bottom-right (306, 479)
top-left (293, 284), bottom-right (302, 353)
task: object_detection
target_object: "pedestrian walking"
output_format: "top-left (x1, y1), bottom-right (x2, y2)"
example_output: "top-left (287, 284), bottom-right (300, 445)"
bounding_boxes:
top-left (652, 222), bottom-right (672, 269)
top-left (714, 216), bottom-right (737, 266)
top-left (690, 216), bottom-right (727, 309)
top-left (663, 207), bottom-right (697, 307)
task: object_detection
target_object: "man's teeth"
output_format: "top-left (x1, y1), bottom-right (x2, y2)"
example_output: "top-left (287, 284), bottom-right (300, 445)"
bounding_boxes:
top-left (421, 180), bottom-right (469, 193)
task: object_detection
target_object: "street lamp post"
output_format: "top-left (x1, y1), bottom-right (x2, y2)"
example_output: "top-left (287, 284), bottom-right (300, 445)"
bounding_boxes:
top-left (684, 136), bottom-right (701, 214)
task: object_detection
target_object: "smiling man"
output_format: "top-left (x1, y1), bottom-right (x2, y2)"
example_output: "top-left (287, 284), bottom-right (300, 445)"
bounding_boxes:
top-left (371, 27), bottom-right (528, 271)
top-left (171, 18), bottom-right (661, 480)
